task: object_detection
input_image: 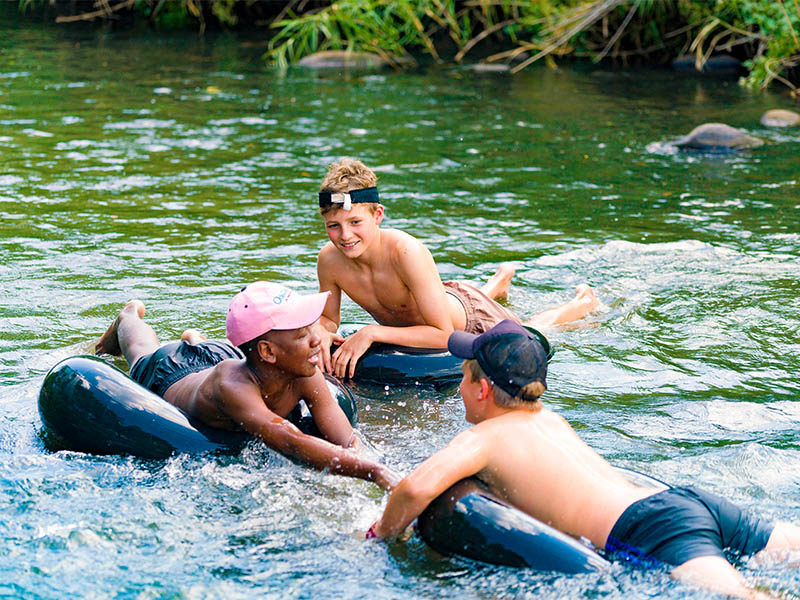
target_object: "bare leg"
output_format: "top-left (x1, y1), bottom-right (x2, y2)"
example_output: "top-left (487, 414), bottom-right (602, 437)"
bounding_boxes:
top-left (671, 555), bottom-right (776, 599)
top-left (765, 522), bottom-right (800, 550)
top-left (180, 329), bottom-right (207, 344)
top-left (95, 300), bottom-right (160, 367)
top-left (479, 262), bottom-right (516, 301)
top-left (750, 522), bottom-right (800, 566)
top-left (525, 284), bottom-right (600, 329)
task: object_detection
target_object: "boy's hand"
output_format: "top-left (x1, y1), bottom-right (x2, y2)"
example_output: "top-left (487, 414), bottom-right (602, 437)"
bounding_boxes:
top-left (331, 325), bottom-right (375, 379)
top-left (315, 324), bottom-right (344, 374)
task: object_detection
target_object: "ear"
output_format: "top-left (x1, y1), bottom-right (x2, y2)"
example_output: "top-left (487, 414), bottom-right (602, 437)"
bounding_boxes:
top-left (478, 378), bottom-right (492, 402)
top-left (374, 204), bottom-right (385, 226)
top-left (256, 339), bottom-right (278, 364)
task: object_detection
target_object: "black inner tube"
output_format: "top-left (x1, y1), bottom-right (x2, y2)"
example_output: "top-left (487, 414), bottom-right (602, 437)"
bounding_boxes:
top-left (416, 469), bottom-right (669, 572)
top-left (38, 355), bottom-right (356, 459)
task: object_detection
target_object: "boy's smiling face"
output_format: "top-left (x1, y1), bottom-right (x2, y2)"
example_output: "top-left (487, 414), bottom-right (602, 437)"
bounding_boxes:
top-left (323, 203), bottom-right (384, 258)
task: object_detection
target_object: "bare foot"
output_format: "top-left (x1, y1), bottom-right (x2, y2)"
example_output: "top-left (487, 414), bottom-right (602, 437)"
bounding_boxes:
top-left (95, 300), bottom-right (145, 356)
top-left (526, 284), bottom-right (600, 329)
top-left (574, 284), bottom-right (600, 313)
top-left (480, 262), bottom-right (516, 301)
top-left (180, 329), bottom-right (207, 345)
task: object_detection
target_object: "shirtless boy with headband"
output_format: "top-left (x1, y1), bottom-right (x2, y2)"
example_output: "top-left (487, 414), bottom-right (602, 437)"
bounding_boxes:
top-left (314, 157), bottom-right (600, 379)
top-left (95, 281), bottom-right (399, 490)
top-left (369, 320), bottom-right (800, 598)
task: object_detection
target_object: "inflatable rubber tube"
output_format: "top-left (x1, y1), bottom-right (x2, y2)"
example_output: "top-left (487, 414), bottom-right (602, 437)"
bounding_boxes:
top-left (355, 344), bottom-right (463, 386)
top-left (336, 323), bottom-right (462, 386)
top-left (38, 355), bottom-right (357, 459)
top-left (416, 468), bottom-right (669, 572)
top-left (340, 323), bottom-right (553, 386)
top-left (340, 323), bottom-right (552, 386)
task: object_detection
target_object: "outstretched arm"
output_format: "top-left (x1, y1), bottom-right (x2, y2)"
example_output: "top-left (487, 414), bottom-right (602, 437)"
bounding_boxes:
top-left (219, 377), bottom-right (397, 490)
top-left (371, 428), bottom-right (488, 538)
top-left (297, 370), bottom-right (355, 447)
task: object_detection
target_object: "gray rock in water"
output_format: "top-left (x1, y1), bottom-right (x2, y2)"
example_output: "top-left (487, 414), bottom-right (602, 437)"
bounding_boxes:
top-left (760, 109), bottom-right (800, 127)
top-left (297, 50), bottom-right (389, 70)
top-left (674, 123), bottom-right (763, 151)
top-left (672, 54), bottom-right (742, 74)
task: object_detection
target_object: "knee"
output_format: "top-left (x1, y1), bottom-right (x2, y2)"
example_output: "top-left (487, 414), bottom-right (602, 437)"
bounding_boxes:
top-left (765, 522), bottom-right (800, 551)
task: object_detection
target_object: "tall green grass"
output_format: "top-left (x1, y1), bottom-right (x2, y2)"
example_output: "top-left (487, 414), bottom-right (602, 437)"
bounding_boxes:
top-left (19, 0), bottom-right (800, 93)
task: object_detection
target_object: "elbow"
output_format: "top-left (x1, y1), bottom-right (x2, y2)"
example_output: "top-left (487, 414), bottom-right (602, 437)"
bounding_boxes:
top-left (260, 420), bottom-right (306, 455)
top-left (441, 323), bottom-right (455, 338)
top-left (436, 319), bottom-right (455, 336)
top-left (436, 326), bottom-right (454, 349)
top-left (391, 476), bottom-right (438, 508)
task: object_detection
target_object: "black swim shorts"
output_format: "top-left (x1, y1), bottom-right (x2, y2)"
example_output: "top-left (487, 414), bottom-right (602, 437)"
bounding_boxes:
top-left (129, 340), bottom-right (243, 398)
top-left (605, 486), bottom-right (773, 568)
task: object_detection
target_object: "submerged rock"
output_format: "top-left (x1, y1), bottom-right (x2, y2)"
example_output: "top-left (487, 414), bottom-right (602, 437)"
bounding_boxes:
top-left (672, 54), bottom-right (742, 74)
top-left (673, 123), bottom-right (763, 151)
top-left (464, 63), bottom-right (510, 73)
top-left (297, 50), bottom-right (389, 70)
top-left (760, 109), bottom-right (800, 127)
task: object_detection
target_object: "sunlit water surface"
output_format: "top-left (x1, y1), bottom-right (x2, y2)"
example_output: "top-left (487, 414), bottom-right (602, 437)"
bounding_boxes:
top-left (1, 10), bottom-right (800, 599)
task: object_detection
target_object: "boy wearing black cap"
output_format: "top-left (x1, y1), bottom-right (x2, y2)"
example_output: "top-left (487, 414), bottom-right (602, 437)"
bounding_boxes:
top-left (369, 320), bottom-right (800, 598)
top-left (314, 157), bottom-right (600, 379)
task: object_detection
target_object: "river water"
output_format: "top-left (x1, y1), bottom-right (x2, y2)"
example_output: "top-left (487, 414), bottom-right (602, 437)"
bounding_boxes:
top-left (1, 9), bottom-right (799, 599)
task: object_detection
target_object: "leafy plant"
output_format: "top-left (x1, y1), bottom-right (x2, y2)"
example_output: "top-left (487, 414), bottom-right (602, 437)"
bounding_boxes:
top-left (18, 0), bottom-right (800, 92)
top-left (738, 0), bottom-right (800, 92)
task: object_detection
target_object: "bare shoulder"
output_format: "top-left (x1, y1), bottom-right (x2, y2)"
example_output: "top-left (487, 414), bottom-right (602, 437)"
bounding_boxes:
top-left (474, 409), bottom-right (549, 437)
top-left (383, 229), bottom-right (436, 268)
top-left (317, 241), bottom-right (351, 279)
top-left (210, 359), bottom-right (257, 400)
top-left (445, 424), bottom-right (492, 452)
top-left (383, 228), bottom-right (426, 251)
top-left (318, 241), bottom-right (343, 266)
top-left (467, 415), bottom-right (508, 437)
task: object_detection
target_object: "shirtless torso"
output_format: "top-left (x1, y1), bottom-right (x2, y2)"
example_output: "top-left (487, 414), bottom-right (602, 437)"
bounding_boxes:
top-left (164, 359), bottom-right (307, 431)
top-left (317, 228), bottom-right (466, 331)
top-left (466, 409), bottom-right (659, 548)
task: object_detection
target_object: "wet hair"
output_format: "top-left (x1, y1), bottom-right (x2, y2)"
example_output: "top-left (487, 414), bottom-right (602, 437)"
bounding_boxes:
top-left (465, 358), bottom-right (545, 409)
top-left (319, 157), bottom-right (379, 216)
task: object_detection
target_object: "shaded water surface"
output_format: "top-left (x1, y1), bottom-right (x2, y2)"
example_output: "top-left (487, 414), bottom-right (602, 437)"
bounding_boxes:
top-left (1, 10), bottom-right (800, 599)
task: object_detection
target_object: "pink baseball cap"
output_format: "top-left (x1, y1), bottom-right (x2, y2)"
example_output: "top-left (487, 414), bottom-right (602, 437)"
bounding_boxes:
top-left (226, 281), bottom-right (330, 346)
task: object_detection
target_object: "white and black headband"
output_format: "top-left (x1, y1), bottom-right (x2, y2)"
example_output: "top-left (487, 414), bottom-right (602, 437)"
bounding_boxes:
top-left (318, 186), bottom-right (379, 210)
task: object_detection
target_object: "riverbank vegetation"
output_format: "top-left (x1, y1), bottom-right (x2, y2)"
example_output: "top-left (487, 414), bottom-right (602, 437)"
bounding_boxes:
top-left (20, 0), bottom-right (800, 94)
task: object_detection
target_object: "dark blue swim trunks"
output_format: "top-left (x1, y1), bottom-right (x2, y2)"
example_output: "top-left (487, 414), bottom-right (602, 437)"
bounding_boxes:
top-left (605, 486), bottom-right (773, 568)
top-left (129, 340), bottom-right (243, 398)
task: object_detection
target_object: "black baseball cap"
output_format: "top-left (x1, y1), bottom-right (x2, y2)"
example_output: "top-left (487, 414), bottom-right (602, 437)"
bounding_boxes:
top-left (447, 319), bottom-right (550, 398)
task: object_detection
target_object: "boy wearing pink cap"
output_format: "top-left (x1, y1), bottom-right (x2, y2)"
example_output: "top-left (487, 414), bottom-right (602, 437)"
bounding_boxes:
top-left (95, 281), bottom-right (399, 490)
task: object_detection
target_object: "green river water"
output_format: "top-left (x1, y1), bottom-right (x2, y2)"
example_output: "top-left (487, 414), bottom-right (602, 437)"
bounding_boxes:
top-left (1, 8), bottom-right (799, 599)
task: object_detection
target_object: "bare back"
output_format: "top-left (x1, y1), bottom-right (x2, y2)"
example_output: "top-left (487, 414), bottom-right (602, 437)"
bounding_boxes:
top-left (163, 359), bottom-right (304, 430)
top-left (471, 409), bottom-right (659, 547)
